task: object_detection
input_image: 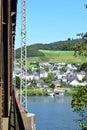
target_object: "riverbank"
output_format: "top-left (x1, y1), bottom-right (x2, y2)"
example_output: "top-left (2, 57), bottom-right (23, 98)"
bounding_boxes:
top-left (64, 89), bottom-right (77, 96)
top-left (18, 87), bottom-right (77, 96)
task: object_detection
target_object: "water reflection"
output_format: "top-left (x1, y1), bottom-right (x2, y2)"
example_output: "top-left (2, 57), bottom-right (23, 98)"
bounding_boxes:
top-left (27, 96), bottom-right (72, 103)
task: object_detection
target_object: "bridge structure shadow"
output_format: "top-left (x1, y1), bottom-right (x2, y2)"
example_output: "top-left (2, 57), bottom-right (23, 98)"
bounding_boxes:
top-left (9, 87), bottom-right (16, 130)
top-left (8, 86), bottom-right (25, 130)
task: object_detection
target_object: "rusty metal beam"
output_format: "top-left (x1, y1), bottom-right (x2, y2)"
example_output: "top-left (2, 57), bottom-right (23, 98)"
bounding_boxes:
top-left (3, 1), bottom-right (8, 117)
top-left (0, 0), bottom-right (3, 129)
top-left (3, 0), bottom-right (9, 117)
top-left (7, 0), bottom-right (11, 116)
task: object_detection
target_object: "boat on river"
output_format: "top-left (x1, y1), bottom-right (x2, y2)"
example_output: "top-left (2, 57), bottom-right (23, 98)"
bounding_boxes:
top-left (48, 92), bottom-right (64, 97)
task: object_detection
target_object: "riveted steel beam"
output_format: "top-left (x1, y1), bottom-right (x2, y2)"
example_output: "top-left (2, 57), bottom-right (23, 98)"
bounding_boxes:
top-left (0, 0), bottom-right (3, 129)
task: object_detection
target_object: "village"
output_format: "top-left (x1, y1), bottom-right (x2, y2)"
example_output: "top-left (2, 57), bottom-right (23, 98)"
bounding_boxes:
top-left (14, 62), bottom-right (87, 96)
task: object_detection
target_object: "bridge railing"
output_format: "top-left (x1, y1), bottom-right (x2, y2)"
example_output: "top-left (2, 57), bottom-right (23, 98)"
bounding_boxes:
top-left (9, 87), bottom-right (35, 130)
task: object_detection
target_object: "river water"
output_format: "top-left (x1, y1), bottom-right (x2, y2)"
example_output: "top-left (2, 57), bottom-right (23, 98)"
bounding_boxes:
top-left (27, 96), bottom-right (80, 130)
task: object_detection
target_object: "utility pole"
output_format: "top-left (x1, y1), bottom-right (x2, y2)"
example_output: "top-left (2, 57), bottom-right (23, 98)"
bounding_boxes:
top-left (20, 0), bottom-right (27, 112)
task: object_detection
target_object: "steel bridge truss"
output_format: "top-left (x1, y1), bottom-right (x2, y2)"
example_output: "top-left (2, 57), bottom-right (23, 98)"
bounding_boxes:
top-left (20, 0), bottom-right (27, 112)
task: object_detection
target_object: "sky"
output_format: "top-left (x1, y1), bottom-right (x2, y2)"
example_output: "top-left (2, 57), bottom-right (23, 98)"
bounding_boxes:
top-left (15, 0), bottom-right (87, 49)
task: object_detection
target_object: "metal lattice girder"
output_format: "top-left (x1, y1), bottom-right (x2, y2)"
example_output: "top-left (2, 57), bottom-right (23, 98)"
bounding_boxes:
top-left (20, 0), bottom-right (27, 112)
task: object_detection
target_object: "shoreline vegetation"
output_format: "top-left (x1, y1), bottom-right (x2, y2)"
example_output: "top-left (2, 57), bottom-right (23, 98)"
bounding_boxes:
top-left (17, 87), bottom-right (77, 96)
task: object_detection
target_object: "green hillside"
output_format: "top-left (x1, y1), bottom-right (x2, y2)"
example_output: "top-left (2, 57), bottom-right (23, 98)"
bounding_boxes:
top-left (27, 50), bottom-right (86, 64)
top-left (16, 39), bottom-right (82, 58)
top-left (16, 38), bottom-right (86, 64)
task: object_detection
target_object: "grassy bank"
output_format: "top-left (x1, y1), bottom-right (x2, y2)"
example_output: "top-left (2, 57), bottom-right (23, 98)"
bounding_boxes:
top-left (27, 89), bottom-right (48, 96)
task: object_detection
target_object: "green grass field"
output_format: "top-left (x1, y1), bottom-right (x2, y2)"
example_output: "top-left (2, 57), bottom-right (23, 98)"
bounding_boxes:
top-left (27, 50), bottom-right (86, 65)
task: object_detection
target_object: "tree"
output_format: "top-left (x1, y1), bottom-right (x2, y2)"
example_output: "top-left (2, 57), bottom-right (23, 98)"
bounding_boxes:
top-left (71, 32), bottom-right (87, 57)
top-left (44, 72), bottom-right (55, 83)
top-left (67, 38), bottom-right (71, 41)
top-left (71, 33), bottom-right (87, 129)
top-left (16, 76), bottom-right (20, 89)
top-left (80, 62), bottom-right (87, 72)
top-left (71, 86), bottom-right (87, 129)
top-left (60, 67), bottom-right (67, 72)
top-left (49, 84), bottom-right (55, 89)
top-left (44, 65), bottom-right (49, 71)
top-left (71, 41), bottom-right (87, 57)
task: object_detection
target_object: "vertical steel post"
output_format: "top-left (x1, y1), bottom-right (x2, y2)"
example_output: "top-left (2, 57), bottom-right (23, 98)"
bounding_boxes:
top-left (0, 0), bottom-right (3, 129)
top-left (7, 0), bottom-right (11, 116)
top-left (20, 0), bottom-right (27, 112)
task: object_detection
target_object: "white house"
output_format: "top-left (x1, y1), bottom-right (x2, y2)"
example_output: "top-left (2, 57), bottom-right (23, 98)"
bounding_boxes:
top-left (70, 79), bottom-right (80, 86)
top-left (77, 71), bottom-right (86, 81)
top-left (70, 79), bottom-right (87, 86)
top-left (40, 70), bottom-right (48, 78)
top-left (26, 75), bottom-right (34, 80)
top-left (66, 64), bottom-right (77, 71)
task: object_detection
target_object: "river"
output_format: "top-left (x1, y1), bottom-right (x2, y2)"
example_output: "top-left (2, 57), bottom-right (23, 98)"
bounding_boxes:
top-left (27, 96), bottom-right (80, 130)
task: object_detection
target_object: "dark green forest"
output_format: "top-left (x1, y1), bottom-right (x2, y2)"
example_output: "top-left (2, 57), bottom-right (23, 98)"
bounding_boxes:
top-left (16, 38), bottom-right (82, 58)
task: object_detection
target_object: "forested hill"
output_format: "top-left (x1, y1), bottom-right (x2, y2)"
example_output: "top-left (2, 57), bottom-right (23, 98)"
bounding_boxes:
top-left (16, 39), bottom-right (82, 58)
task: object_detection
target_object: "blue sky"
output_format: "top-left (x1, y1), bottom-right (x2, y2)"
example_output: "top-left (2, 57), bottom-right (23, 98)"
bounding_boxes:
top-left (15, 0), bottom-right (87, 49)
